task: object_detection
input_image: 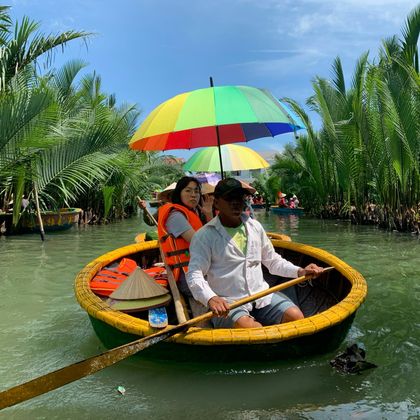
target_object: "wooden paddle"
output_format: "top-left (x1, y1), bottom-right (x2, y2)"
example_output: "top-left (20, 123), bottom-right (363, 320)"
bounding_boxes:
top-left (0, 267), bottom-right (333, 410)
top-left (33, 182), bottom-right (45, 241)
top-left (136, 197), bottom-right (189, 323)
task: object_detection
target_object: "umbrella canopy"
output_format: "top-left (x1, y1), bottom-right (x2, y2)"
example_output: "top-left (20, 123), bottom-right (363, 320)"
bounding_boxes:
top-left (129, 85), bottom-right (305, 151)
top-left (277, 100), bottom-right (305, 132)
top-left (194, 172), bottom-right (221, 185)
top-left (184, 144), bottom-right (269, 172)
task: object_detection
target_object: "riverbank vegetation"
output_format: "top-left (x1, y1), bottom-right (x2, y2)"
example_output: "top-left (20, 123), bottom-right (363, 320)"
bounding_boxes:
top-left (2, 5), bottom-right (419, 234)
top-left (269, 5), bottom-right (420, 233)
top-left (0, 6), bottom-right (182, 229)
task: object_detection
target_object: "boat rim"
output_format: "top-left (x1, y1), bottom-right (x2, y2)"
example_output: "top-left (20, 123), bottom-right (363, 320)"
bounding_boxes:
top-left (74, 236), bottom-right (367, 346)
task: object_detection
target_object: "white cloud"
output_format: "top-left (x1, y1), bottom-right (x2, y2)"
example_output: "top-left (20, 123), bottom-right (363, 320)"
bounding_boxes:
top-left (228, 48), bottom-right (326, 76)
top-left (49, 17), bottom-right (76, 32)
top-left (289, 0), bottom-right (417, 37)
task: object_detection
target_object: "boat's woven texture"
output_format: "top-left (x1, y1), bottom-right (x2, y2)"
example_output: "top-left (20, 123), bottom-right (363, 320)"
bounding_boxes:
top-left (266, 232), bottom-right (292, 241)
top-left (75, 239), bottom-right (367, 346)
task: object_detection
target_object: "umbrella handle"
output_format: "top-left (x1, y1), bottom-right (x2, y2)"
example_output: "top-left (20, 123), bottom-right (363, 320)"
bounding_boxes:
top-left (210, 76), bottom-right (225, 179)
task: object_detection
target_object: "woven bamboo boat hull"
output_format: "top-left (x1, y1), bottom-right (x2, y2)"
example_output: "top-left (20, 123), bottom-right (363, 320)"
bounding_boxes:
top-left (0, 207), bottom-right (81, 235)
top-left (74, 236), bottom-right (367, 361)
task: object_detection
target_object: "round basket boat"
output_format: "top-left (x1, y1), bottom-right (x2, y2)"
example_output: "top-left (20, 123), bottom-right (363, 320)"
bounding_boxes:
top-left (74, 235), bottom-right (367, 362)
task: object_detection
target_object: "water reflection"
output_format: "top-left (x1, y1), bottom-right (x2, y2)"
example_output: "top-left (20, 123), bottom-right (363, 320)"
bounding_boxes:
top-left (255, 212), bottom-right (300, 238)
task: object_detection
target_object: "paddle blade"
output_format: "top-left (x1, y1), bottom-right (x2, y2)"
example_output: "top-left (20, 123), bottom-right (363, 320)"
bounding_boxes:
top-left (0, 328), bottom-right (178, 410)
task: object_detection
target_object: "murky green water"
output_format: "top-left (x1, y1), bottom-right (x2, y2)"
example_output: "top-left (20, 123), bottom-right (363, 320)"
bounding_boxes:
top-left (1, 212), bottom-right (419, 419)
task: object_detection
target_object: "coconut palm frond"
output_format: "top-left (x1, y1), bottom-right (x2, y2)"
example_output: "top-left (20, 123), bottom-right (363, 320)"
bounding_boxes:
top-left (400, 4), bottom-right (420, 71)
top-left (331, 56), bottom-right (346, 96)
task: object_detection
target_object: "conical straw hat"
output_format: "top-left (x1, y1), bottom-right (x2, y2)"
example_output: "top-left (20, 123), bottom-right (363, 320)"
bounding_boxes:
top-left (201, 183), bottom-right (215, 195)
top-left (110, 267), bottom-right (168, 300)
top-left (157, 182), bottom-right (177, 201)
top-left (107, 294), bottom-right (171, 312)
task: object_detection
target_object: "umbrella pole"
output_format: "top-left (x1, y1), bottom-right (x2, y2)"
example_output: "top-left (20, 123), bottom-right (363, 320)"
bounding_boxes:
top-left (210, 77), bottom-right (225, 180)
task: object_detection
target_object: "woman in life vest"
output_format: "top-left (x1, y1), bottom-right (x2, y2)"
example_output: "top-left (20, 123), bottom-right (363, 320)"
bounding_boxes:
top-left (158, 176), bottom-right (214, 295)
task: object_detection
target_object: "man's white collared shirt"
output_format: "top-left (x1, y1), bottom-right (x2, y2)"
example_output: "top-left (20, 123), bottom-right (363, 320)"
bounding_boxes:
top-left (186, 215), bottom-right (300, 310)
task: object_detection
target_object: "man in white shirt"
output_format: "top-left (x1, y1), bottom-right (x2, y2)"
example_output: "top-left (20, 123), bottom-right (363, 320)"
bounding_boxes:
top-left (186, 178), bottom-right (323, 329)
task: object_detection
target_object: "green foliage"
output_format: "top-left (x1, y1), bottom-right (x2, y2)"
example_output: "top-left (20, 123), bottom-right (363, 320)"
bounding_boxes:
top-left (102, 186), bottom-right (115, 219)
top-left (252, 173), bottom-right (274, 203)
top-left (265, 173), bottom-right (282, 204)
top-left (0, 6), bottom-right (177, 224)
top-left (268, 5), bottom-right (420, 225)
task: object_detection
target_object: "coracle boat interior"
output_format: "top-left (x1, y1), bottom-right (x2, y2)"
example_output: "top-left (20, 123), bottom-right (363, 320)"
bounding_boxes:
top-left (75, 233), bottom-right (367, 362)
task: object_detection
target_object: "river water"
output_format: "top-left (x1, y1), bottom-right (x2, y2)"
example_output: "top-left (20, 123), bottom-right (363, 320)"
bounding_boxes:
top-left (1, 212), bottom-right (419, 419)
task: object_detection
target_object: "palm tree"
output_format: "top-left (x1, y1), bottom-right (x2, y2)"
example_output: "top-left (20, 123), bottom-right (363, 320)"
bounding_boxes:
top-left (0, 6), bottom-right (90, 92)
top-left (269, 5), bottom-right (420, 230)
top-left (0, 6), bottom-right (90, 224)
top-left (0, 8), bottom-right (184, 230)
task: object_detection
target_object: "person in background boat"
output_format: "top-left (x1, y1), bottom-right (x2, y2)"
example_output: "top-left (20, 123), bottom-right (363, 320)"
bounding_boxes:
top-left (292, 194), bottom-right (299, 208)
top-left (254, 195), bottom-right (263, 205)
top-left (186, 178), bottom-right (324, 329)
top-left (158, 176), bottom-right (214, 296)
top-left (138, 192), bottom-right (172, 227)
top-left (289, 195), bottom-right (295, 209)
top-left (277, 192), bottom-right (287, 207)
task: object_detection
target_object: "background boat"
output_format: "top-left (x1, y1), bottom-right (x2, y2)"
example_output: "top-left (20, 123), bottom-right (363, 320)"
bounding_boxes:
top-left (0, 207), bottom-right (82, 235)
top-left (75, 237), bottom-right (367, 362)
top-left (270, 206), bottom-right (305, 215)
top-left (251, 203), bottom-right (266, 210)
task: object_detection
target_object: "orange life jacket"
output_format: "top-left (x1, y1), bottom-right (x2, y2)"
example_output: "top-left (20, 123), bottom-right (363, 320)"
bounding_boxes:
top-left (144, 266), bottom-right (168, 288)
top-left (90, 258), bottom-right (138, 296)
top-left (90, 258), bottom-right (168, 295)
top-left (157, 203), bottom-right (203, 281)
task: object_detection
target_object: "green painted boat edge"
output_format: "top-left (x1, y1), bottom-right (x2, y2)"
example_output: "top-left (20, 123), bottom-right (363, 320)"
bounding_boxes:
top-left (270, 207), bottom-right (305, 215)
top-left (88, 313), bottom-right (356, 362)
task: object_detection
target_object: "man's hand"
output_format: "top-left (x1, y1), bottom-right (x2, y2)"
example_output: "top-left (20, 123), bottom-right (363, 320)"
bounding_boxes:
top-left (208, 296), bottom-right (230, 317)
top-left (298, 263), bottom-right (324, 278)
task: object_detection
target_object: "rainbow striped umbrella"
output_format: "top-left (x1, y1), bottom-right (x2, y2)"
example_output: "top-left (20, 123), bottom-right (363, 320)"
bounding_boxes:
top-left (184, 144), bottom-right (269, 172)
top-left (129, 85), bottom-right (304, 151)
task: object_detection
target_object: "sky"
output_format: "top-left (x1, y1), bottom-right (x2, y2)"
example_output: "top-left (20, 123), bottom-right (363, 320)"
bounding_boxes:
top-left (9, 0), bottom-right (419, 159)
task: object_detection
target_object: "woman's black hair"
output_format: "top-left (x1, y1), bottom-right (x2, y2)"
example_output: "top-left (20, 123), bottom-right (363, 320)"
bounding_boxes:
top-left (171, 176), bottom-right (206, 223)
top-left (171, 176), bottom-right (201, 205)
